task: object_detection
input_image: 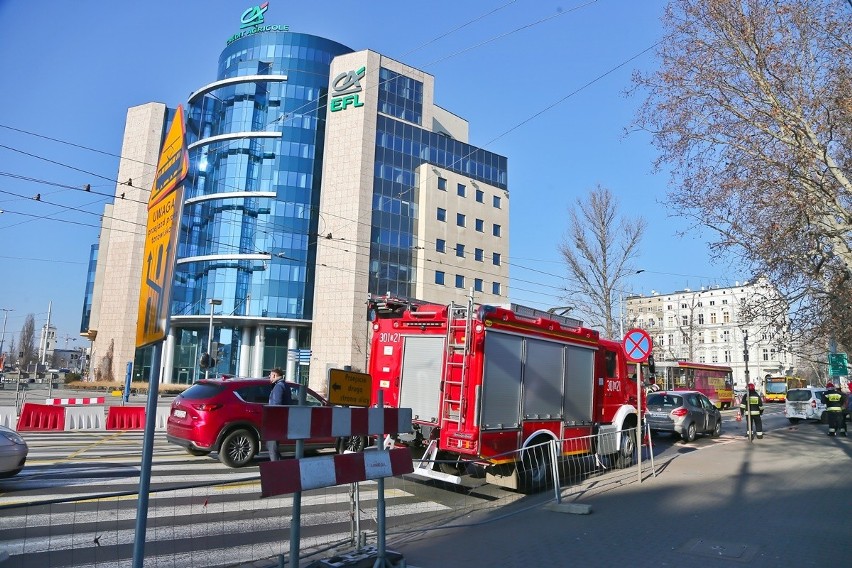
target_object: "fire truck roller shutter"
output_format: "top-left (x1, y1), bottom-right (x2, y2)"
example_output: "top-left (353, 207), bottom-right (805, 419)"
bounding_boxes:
top-left (523, 338), bottom-right (565, 420)
top-left (564, 345), bottom-right (595, 423)
top-left (481, 332), bottom-right (523, 429)
top-left (400, 336), bottom-right (445, 423)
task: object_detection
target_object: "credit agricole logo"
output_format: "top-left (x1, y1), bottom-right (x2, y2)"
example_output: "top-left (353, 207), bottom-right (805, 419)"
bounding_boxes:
top-left (227, 3), bottom-right (289, 46)
top-left (330, 67), bottom-right (366, 112)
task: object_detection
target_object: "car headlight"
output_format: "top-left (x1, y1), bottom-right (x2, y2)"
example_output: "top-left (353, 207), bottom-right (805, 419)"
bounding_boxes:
top-left (0, 430), bottom-right (26, 445)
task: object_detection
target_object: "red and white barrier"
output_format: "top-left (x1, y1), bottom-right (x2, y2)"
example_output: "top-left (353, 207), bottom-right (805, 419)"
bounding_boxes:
top-left (45, 397), bottom-right (105, 405)
top-left (261, 406), bottom-right (412, 441)
top-left (260, 448), bottom-right (414, 496)
top-left (259, 405), bottom-right (414, 497)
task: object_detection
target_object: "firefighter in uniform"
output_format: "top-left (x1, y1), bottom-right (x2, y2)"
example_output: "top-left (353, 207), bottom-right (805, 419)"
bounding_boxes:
top-left (823, 382), bottom-right (847, 437)
top-left (739, 383), bottom-right (764, 439)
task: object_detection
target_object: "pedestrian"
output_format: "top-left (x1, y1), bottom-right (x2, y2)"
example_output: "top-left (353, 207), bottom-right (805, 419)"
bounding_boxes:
top-left (739, 383), bottom-right (764, 439)
top-left (266, 368), bottom-right (293, 461)
top-left (823, 382), bottom-right (847, 437)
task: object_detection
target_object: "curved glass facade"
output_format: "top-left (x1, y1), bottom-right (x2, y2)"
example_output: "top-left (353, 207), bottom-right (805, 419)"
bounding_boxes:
top-left (169, 32), bottom-right (352, 382)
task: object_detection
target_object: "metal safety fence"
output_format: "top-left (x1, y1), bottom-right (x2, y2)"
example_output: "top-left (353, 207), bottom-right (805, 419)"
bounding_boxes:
top-left (0, 427), bottom-right (653, 567)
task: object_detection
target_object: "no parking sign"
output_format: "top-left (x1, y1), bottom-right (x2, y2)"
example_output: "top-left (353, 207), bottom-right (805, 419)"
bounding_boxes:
top-left (622, 328), bottom-right (652, 363)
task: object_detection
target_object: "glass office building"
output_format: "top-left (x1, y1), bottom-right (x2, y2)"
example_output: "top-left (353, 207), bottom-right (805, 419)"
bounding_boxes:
top-left (85, 15), bottom-right (509, 390)
top-left (158, 33), bottom-right (353, 383)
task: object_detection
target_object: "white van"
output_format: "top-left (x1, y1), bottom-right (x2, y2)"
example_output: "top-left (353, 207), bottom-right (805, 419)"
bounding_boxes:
top-left (785, 387), bottom-right (827, 423)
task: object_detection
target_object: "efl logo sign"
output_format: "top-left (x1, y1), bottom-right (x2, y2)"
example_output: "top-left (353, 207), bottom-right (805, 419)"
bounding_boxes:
top-left (330, 66), bottom-right (365, 112)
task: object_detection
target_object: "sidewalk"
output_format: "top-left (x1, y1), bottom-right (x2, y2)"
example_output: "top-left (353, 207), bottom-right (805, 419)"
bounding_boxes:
top-left (390, 424), bottom-right (850, 568)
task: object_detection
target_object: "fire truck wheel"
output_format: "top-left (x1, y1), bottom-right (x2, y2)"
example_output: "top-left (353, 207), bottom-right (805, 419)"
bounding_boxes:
top-left (520, 440), bottom-right (552, 493)
top-left (436, 451), bottom-right (462, 475)
top-left (612, 430), bottom-right (635, 469)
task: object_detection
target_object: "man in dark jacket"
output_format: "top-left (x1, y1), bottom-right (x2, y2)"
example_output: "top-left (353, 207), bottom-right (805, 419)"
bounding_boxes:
top-left (267, 368), bottom-right (293, 460)
top-left (739, 383), bottom-right (764, 439)
top-left (824, 382), bottom-right (847, 437)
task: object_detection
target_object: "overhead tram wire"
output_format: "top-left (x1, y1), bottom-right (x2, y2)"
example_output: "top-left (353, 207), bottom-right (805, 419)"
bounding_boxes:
top-left (0, 2), bottom-right (634, 289)
top-left (0, 0), bottom-right (595, 218)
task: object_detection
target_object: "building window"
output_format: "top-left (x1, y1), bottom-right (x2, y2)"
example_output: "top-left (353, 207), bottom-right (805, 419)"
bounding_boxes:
top-left (667, 304), bottom-right (672, 310)
top-left (710, 300), bottom-right (715, 306)
top-left (475, 219), bottom-right (484, 232)
top-left (492, 252), bottom-right (501, 266)
top-left (435, 271), bottom-right (445, 285)
top-left (438, 177), bottom-right (447, 191)
top-left (475, 189), bottom-right (484, 203)
top-left (492, 281), bottom-right (501, 294)
top-left (457, 213), bottom-right (465, 227)
top-left (681, 315), bottom-right (688, 326)
top-left (697, 301), bottom-right (703, 307)
top-left (455, 274), bottom-right (465, 288)
top-left (711, 352), bottom-right (719, 363)
top-left (724, 350), bottom-right (731, 362)
top-left (475, 248), bottom-right (483, 262)
top-left (762, 348), bottom-right (769, 361)
top-left (710, 330), bottom-right (717, 343)
top-left (657, 335), bottom-right (664, 346)
top-left (474, 278), bottom-right (483, 292)
top-left (710, 312), bottom-right (717, 324)
top-left (668, 334), bottom-right (674, 346)
top-left (698, 355), bottom-right (706, 363)
top-left (667, 316), bottom-right (674, 326)
top-left (492, 224), bottom-right (501, 237)
top-left (722, 330), bottom-right (729, 342)
top-left (682, 333), bottom-right (689, 344)
top-left (681, 303), bottom-right (687, 309)
top-left (493, 195), bottom-right (501, 208)
top-left (457, 183), bottom-right (466, 197)
top-left (456, 243), bottom-right (464, 257)
top-left (698, 332), bottom-right (704, 343)
top-left (722, 299), bottom-right (728, 304)
top-left (698, 314), bottom-right (704, 325)
top-left (723, 311), bottom-right (730, 323)
top-left (437, 207), bottom-right (446, 222)
top-left (436, 239), bottom-right (445, 253)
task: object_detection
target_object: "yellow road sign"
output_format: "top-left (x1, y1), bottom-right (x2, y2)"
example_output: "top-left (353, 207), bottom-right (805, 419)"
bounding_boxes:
top-left (327, 369), bottom-right (373, 407)
top-left (136, 105), bottom-right (188, 348)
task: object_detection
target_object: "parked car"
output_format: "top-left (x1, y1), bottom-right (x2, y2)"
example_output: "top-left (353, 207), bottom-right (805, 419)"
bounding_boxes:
top-left (0, 425), bottom-right (28, 478)
top-left (785, 387), bottom-right (827, 424)
top-left (646, 390), bottom-right (723, 442)
top-left (166, 378), bottom-right (361, 467)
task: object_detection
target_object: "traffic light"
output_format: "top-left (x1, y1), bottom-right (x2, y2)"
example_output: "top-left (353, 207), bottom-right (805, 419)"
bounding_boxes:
top-left (199, 353), bottom-right (211, 369)
top-left (647, 354), bottom-right (656, 375)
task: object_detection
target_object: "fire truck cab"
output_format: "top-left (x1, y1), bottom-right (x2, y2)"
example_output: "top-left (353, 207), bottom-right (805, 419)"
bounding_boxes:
top-left (368, 298), bottom-right (642, 491)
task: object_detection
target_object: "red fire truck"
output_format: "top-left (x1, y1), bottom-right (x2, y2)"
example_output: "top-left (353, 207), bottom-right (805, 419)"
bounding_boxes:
top-left (367, 298), bottom-right (642, 491)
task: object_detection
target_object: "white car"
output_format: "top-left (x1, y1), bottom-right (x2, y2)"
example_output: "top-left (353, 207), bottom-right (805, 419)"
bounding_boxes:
top-left (785, 387), bottom-right (827, 423)
top-left (0, 425), bottom-right (28, 478)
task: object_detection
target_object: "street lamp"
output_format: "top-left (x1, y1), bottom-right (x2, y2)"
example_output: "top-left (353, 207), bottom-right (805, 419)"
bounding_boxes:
top-left (205, 299), bottom-right (222, 380)
top-left (0, 308), bottom-right (12, 360)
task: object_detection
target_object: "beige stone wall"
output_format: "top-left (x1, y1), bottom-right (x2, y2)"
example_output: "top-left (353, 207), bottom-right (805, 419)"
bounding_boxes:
top-left (90, 103), bottom-right (166, 381)
top-left (414, 164), bottom-right (509, 305)
top-left (309, 51), bottom-right (510, 396)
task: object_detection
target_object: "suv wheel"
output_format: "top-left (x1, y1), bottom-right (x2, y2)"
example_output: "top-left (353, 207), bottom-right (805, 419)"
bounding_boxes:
top-left (219, 428), bottom-right (257, 468)
top-left (337, 435), bottom-right (368, 453)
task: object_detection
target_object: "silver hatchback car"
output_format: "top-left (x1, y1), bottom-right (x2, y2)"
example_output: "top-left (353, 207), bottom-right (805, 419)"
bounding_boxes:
top-left (646, 391), bottom-right (723, 442)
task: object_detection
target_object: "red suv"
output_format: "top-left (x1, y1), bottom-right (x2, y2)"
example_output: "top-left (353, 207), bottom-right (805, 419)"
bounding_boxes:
top-left (167, 378), bottom-right (349, 467)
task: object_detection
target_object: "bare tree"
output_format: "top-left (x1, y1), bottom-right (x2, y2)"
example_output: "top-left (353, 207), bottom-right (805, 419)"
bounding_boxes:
top-left (19, 314), bottom-right (36, 366)
top-left (6, 337), bottom-right (15, 363)
top-left (559, 185), bottom-right (646, 337)
top-left (633, 0), bottom-right (852, 355)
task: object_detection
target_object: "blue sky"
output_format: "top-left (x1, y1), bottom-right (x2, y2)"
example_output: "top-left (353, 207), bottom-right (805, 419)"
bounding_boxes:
top-left (0, 0), bottom-right (743, 347)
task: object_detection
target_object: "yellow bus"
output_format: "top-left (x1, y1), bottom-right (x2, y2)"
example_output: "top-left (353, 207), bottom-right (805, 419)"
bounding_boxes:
top-left (763, 376), bottom-right (807, 403)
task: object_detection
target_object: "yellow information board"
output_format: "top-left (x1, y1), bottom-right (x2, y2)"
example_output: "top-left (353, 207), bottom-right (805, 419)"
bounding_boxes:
top-left (136, 105), bottom-right (188, 348)
top-left (327, 369), bottom-right (373, 407)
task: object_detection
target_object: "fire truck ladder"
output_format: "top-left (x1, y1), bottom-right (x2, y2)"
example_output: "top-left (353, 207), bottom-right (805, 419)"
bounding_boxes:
top-left (441, 291), bottom-right (474, 429)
